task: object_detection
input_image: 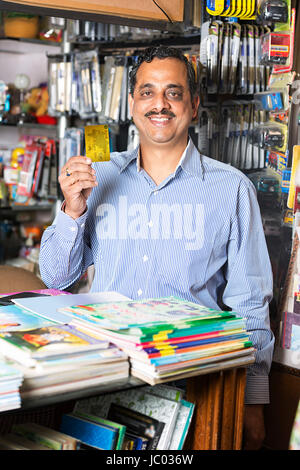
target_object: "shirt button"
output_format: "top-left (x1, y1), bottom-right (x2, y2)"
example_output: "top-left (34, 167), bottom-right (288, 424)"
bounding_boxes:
top-left (80, 223), bottom-right (85, 228)
top-left (137, 289), bottom-right (143, 296)
top-left (153, 191), bottom-right (158, 196)
top-left (143, 255), bottom-right (149, 262)
top-left (147, 220), bottom-right (153, 227)
top-left (70, 227), bottom-right (76, 232)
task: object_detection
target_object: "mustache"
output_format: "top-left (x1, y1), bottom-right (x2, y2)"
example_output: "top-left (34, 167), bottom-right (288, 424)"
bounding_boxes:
top-left (144, 109), bottom-right (176, 118)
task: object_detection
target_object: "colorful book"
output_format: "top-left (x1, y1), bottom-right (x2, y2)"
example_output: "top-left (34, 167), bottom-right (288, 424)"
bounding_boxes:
top-left (0, 324), bottom-right (109, 367)
top-left (58, 297), bottom-right (239, 341)
top-left (131, 351), bottom-right (256, 385)
top-left (280, 311), bottom-right (300, 350)
top-left (73, 411), bottom-right (126, 450)
top-left (60, 413), bottom-right (118, 450)
top-left (107, 403), bottom-right (164, 450)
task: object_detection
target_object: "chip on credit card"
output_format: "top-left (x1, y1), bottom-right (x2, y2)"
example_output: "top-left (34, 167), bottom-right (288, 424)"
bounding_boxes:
top-left (84, 125), bottom-right (110, 162)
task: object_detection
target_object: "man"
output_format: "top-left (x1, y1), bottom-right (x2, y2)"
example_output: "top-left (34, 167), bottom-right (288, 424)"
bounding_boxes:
top-left (39, 46), bottom-right (274, 450)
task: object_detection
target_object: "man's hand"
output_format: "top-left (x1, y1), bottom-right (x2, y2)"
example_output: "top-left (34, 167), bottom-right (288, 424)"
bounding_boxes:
top-left (243, 404), bottom-right (266, 450)
top-left (59, 156), bottom-right (98, 219)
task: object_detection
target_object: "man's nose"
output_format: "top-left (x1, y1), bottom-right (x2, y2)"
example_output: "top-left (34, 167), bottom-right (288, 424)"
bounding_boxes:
top-left (151, 91), bottom-right (171, 111)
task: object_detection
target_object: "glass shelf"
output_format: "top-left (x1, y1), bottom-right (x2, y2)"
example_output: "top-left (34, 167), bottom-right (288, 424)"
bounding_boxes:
top-left (0, 36), bottom-right (61, 54)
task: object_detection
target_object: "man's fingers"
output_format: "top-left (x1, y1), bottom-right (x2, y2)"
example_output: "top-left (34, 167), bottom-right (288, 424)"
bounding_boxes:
top-left (66, 179), bottom-right (98, 194)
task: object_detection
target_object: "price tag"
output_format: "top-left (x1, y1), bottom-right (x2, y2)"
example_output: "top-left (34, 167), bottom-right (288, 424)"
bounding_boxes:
top-left (84, 125), bottom-right (110, 162)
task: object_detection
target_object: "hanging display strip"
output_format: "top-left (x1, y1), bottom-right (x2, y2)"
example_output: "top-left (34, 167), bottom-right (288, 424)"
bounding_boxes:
top-left (0, 0), bottom-right (184, 22)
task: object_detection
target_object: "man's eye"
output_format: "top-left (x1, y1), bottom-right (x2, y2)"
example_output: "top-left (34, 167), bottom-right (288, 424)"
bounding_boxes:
top-left (141, 91), bottom-right (152, 97)
top-left (168, 91), bottom-right (182, 98)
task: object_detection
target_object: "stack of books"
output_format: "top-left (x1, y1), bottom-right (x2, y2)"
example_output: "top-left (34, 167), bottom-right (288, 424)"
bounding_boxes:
top-left (0, 296), bottom-right (130, 400)
top-left (0, 358), bottom-right (23, 412)
top-left (58, 297), bottom-right (256, 385)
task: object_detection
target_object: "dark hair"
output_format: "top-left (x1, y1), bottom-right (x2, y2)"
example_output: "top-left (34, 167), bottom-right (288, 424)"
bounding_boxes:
top-left (129, 46), bottom-right (198, 101)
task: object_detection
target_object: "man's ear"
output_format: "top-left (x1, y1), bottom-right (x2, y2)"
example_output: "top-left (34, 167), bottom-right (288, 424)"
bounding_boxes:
top-left (192, 95), bottom-right (200, 120)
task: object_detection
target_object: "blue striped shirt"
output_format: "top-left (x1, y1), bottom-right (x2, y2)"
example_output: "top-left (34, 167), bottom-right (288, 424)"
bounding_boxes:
top-left (39, 139), bottom-right (274, 404)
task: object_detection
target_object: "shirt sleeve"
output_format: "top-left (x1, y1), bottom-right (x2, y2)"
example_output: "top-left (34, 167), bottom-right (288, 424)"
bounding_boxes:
top-left (39, 205), bottom-right (93, 290)
top-left (222, 178), bottom-right (275, 404)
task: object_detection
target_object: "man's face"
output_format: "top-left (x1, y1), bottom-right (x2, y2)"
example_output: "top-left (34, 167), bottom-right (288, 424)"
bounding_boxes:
top-left (128, 57), bottom-right (199, 147)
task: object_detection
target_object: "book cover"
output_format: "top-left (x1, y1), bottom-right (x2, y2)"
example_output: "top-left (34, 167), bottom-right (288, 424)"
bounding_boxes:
top-left (281, 311), bottom-right (300, 350)
top-left (74, 410), bottom-right (126, 450)
top-left (0, 304), bottom-right (59, 332)
top-left (0, 324), bottom-right (109, 367)
top-left (60, 413), bottom-right (118, 450)
top-left (107, 403), bottom-right (164, 450)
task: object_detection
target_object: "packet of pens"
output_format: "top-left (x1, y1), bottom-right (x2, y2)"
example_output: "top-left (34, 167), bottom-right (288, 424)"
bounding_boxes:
top-left (200, 19), bottom-right (271, 95)
top-left (48, 54), bottom-right (72, 116)
top-left (74, 50), bottom-right (102, 119)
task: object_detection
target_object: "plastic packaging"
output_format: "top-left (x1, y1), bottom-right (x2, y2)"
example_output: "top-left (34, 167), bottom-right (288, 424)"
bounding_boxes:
top-left (260, 31), bottom-right (291, 66)
top-left (74, 50), bottom-right (102, 119)
top-left (257, 0), bottom-right (289, 24)
top-left (47, 54), bottom-right (72, 116)
top-left (254, 89), bottom-right (288, 112)
top-left (249, 122), bottom-right (287, 151)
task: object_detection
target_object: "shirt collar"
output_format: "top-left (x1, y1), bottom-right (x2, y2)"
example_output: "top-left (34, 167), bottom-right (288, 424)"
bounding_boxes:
top-left (119, 137), bottom-right (204, 179)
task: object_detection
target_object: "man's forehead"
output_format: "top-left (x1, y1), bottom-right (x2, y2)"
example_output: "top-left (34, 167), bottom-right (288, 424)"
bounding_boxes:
top-left (135, 57), bottom-right (188, 84)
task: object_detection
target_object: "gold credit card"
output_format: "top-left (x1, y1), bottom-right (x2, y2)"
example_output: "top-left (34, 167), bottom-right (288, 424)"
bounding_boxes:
top-left (84, 125), bottom-right (110, 162)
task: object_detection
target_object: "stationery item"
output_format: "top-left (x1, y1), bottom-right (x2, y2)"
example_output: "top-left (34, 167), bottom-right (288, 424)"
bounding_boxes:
top-left (84, 125), bottom-right (110, 162)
